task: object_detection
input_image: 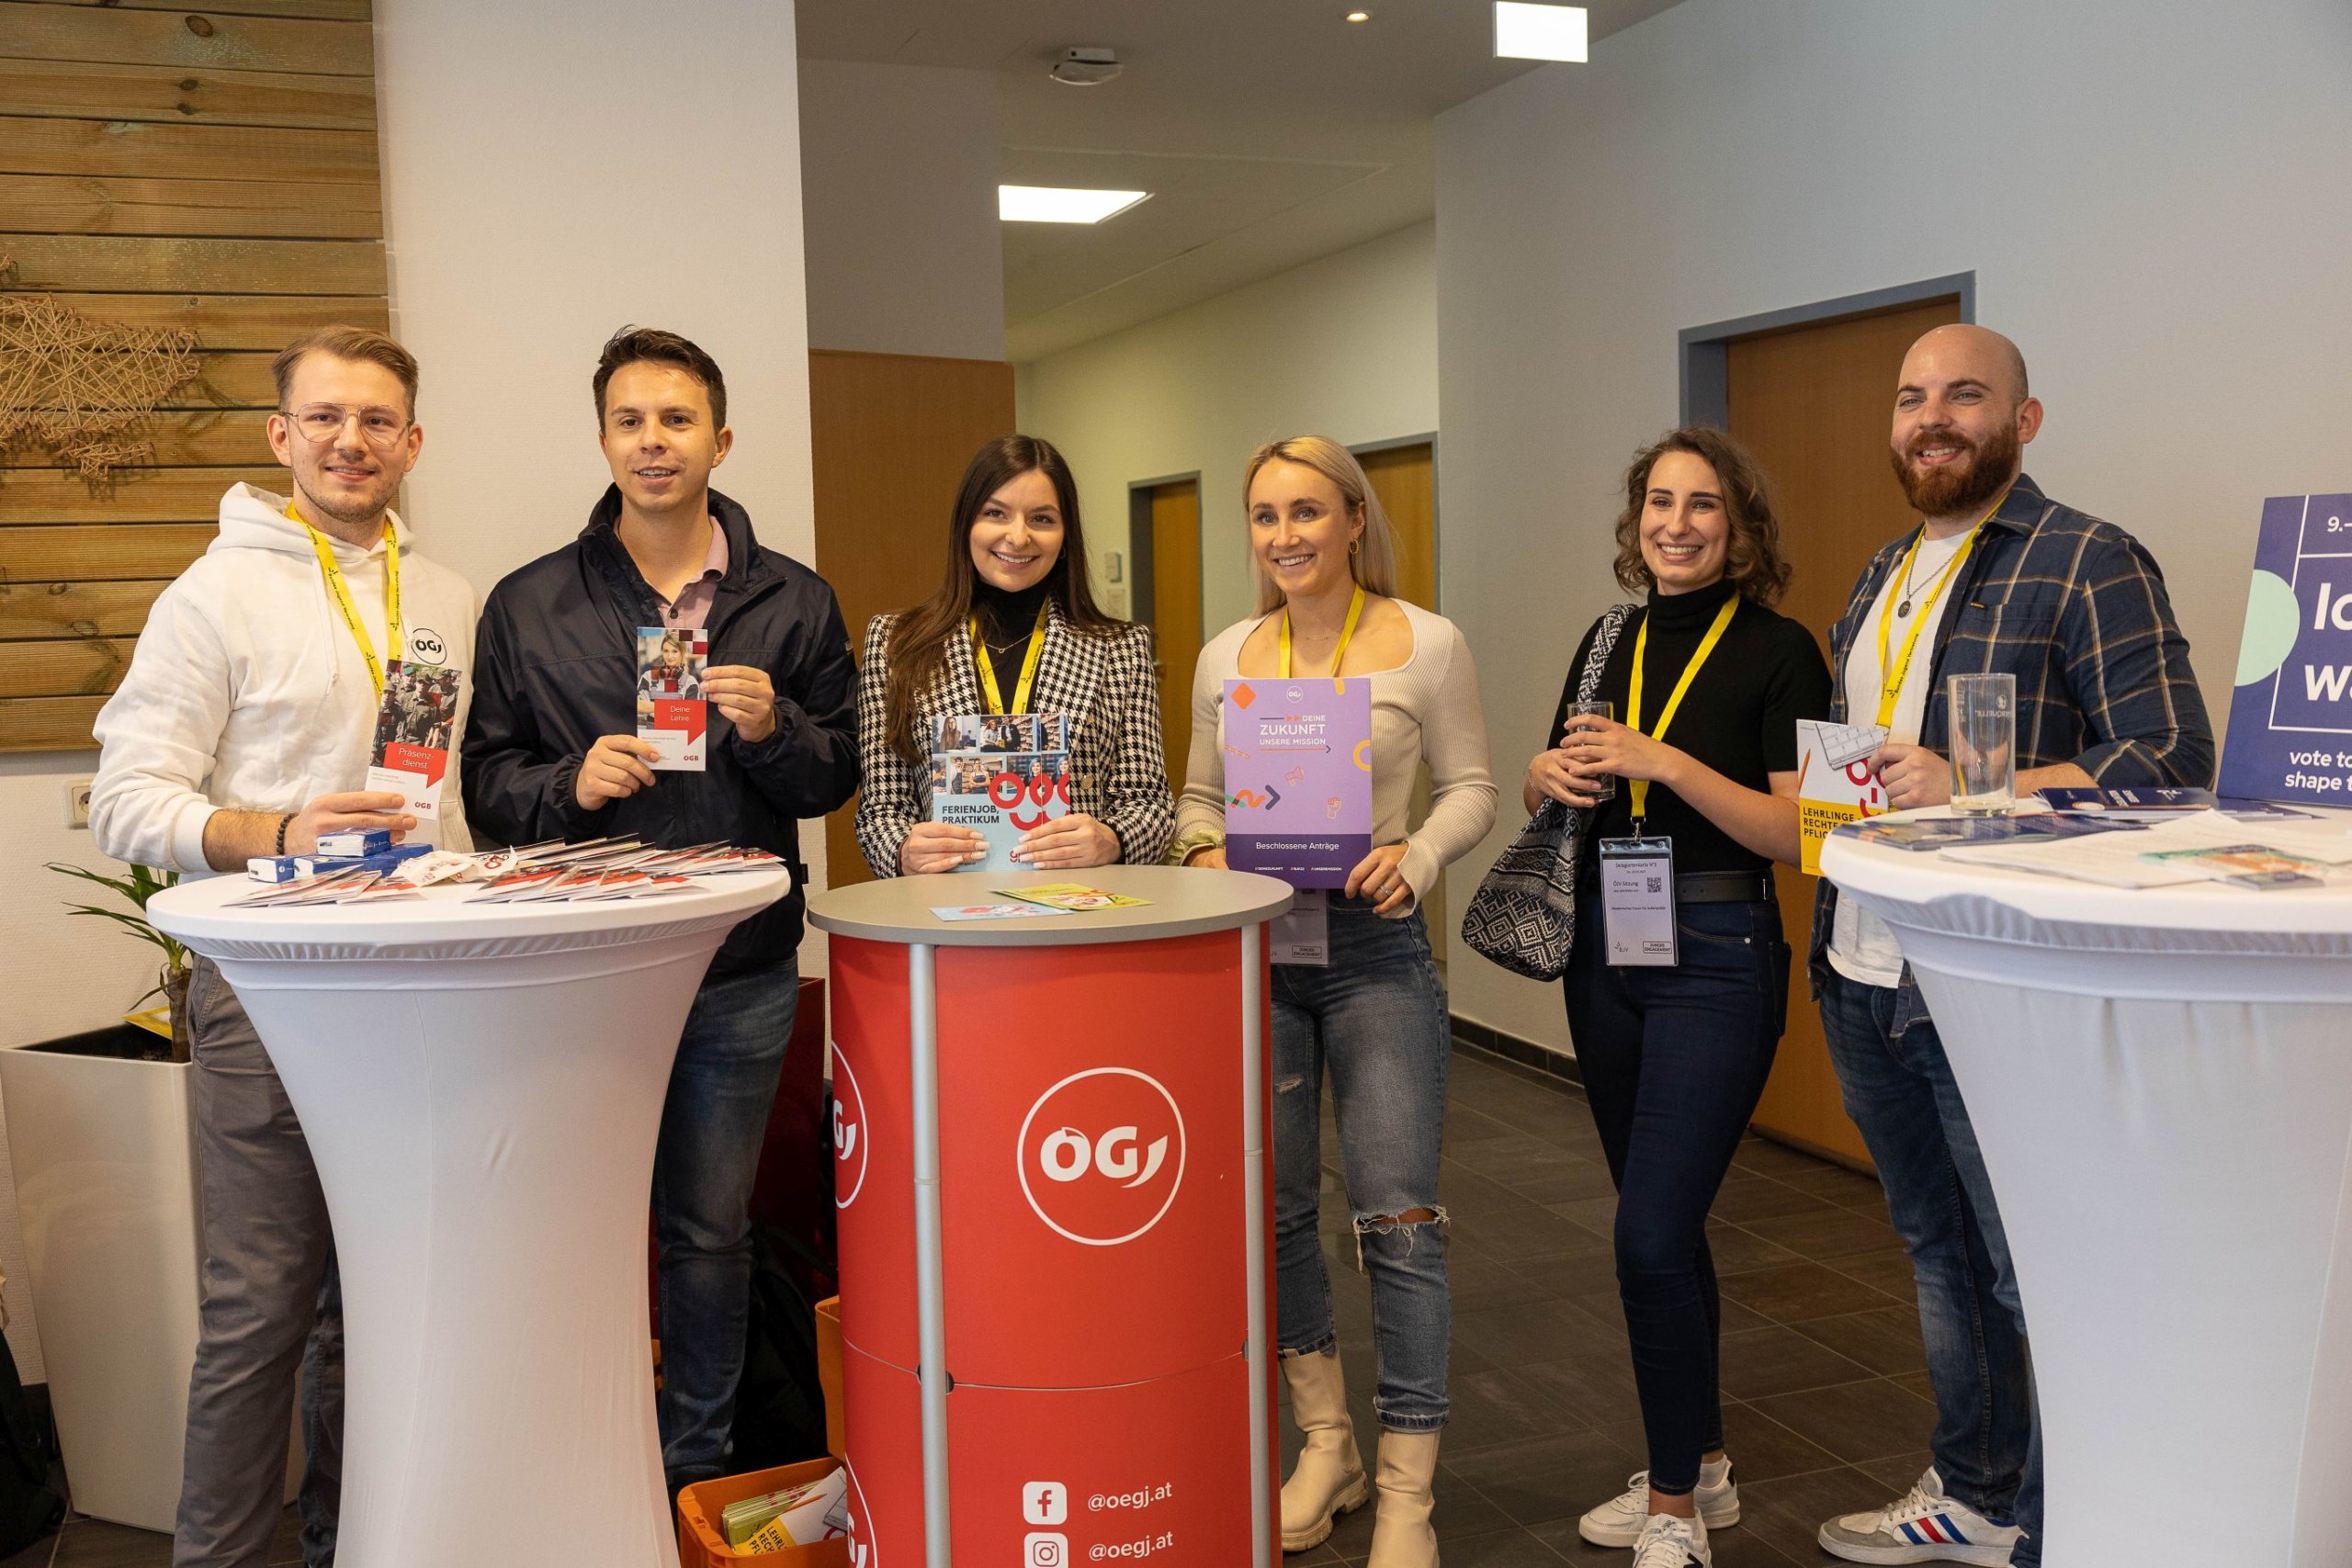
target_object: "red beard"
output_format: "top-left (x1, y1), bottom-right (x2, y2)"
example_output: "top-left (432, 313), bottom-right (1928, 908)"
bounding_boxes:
top-left (1891, 423), bottom-right (2019, 517)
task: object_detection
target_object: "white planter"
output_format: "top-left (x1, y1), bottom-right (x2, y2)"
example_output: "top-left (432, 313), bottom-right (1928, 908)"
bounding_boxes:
top-left (0, 1031), bottom-right (299, 1533)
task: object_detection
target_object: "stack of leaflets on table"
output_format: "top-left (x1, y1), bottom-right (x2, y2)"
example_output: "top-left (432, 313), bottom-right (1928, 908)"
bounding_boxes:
top-left (929, 901), bottom-right (1075, 921)
top-left (464, 840), bottom-right (784, 903)
top-left (1843, 814), bottom-right (2145, 852)
top-left (996, 883), bottom-right (1150, 912)
top-left (2035, 786), bottom-right (2220, 818)
top-left (1942, 808), bottom-right (2350, 888)
top-left (229, 868), bottom-right (424, 908)
top-left (927, 713), bottom-right (1073, 874)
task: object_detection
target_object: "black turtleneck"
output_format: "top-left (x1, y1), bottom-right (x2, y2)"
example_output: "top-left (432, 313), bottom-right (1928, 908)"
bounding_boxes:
top-left (1550, 577), bottom-right (1832, 877)
top-left (974, 576), bottom-right (1054, 668)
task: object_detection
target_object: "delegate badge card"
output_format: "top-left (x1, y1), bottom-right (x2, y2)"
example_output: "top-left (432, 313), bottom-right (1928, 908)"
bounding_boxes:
top-left (636, 626), bottom-right (708, 772)
top-left (1220, 676), bottom-right (1373, 888)
top-left (1599, 835), bottom-right (1678, 967)
top-left (929, 713), bottom-right (1073, 874)
top-left (1270, 887), bottom-right (1331, 966)
top-left (1795, 718), bottom-right (1889, 876)
top-left (366, 658), bottom-right (462, 820)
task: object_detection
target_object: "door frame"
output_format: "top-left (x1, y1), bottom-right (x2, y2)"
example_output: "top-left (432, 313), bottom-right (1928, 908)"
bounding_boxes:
top-left (1679, 273), bottom-right (1976, 428)
top-left (1350, 432), bottom-right (1441, 612)
top-left (1126, 469), bottom-right (1202, 642)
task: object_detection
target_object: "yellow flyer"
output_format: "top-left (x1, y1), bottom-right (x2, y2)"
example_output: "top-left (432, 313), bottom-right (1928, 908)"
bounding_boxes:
top-left (1796, 719), bottom-right (1891, 875)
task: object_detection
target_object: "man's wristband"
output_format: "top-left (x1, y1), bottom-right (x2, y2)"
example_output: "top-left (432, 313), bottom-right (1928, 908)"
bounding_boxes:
top-left (276, 813), bottom-right (294, 855)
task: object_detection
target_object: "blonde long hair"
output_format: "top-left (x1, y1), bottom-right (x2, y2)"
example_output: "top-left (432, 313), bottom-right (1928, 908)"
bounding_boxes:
top-left (1243, 436), bottom-right (1399, 614)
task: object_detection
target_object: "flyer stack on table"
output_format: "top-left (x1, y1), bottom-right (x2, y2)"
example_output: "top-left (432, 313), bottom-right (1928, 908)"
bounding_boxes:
top-left (1820, 807), bottom-right (2352, 1568)
top-left (147, 866), bottom-right (792, 1567)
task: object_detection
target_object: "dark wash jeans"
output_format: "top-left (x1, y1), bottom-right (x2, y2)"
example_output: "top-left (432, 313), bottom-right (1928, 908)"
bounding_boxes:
top-left (1272, 895), bottom-right (1452, 1432)
top-left (654, 957), bottom-right (798, 1489)
top-left (1565, 895), bottom-right (1789, 1495)
top-left (1816, 965), bottom-right (2040, 1567)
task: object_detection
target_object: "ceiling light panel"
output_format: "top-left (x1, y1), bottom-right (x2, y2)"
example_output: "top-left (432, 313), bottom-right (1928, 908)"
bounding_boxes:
top-left (1494, 2), bottom-right (1588, 62)
top-left (999, 185), bottom-right (1151, 224)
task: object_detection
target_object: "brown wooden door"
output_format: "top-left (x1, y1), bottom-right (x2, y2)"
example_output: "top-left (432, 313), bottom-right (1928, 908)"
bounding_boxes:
top-left (1142, 479), bottom-right (1203, 795)
top-left (1358, 441), bottom-right (1447, 968)
top-left (809, 349), bottom-right (1015, 887)
top-left (1724, 297), bottom-right (1960, 1168)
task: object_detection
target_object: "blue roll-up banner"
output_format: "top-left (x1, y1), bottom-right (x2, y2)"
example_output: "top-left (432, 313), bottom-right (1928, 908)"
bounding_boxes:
top-left (2219, 491), bottom-right (2352, 805)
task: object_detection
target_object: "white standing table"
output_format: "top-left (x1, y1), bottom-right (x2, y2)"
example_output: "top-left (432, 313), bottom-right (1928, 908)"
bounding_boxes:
top-left (1823, 814), bottom-right (2352, 1568)
top-left (148, 869), bottom-right (788, 1567)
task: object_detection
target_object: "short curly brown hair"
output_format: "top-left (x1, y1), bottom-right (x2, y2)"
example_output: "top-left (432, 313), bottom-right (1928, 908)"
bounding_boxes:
top-left (1611, 426), bottom-right (1793, 608)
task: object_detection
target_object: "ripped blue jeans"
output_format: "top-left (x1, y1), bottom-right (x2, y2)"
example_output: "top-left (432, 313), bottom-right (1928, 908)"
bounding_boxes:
top-left (1272, 894), bottom-right (1451, 1432)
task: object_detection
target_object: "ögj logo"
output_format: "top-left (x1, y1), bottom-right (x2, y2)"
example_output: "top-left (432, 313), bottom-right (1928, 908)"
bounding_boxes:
top-left (831, 1047), bottom-right (868, 1211)
top-left (843, 1456), bottom-right (876, 1567)
top-left (1017, 1067), bottom-right (1187, 1247)
top-left (407, 626), bottom-right (447, 664)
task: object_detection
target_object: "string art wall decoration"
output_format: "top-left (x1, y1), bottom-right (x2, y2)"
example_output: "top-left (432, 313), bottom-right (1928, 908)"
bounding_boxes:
top-left (0, 262), bottom-right (200, 490)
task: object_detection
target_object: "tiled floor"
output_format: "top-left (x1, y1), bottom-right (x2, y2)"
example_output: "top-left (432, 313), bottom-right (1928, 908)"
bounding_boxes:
top-left (6, 1043), bottom-right (1933, 1567)
top-left (1283, 1043), bottom-right (1937, 1567)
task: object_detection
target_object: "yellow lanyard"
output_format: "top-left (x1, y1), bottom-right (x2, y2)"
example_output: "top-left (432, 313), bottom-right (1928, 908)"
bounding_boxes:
top-left (1624, 595), bottom-right (1739, 822)
top-left (1872, 526), bottom-right (1981, 728)
top-left (1279, 585), bottom-right (1366, 678)
top-left (971, 600), bottom-right (1049, 716)
top-left (296, 503), bottom-right (399, 698)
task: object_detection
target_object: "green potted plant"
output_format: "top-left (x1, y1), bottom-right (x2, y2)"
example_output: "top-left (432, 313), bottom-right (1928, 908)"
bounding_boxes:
top-left (45, 861), bottom-right (188, 1063)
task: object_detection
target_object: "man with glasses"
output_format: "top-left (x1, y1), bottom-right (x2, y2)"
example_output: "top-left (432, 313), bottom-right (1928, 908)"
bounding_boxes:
top-left (462, 326), bottom-right (858, 1497)
top-left (90, 326), bottom-right (478, 1567)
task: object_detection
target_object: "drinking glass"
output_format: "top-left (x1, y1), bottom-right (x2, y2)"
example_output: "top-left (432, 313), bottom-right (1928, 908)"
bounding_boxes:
top-left (1948, 672), bottom-right (2017, 815)
top-left (1566, 699), bottom-right (1616, 800)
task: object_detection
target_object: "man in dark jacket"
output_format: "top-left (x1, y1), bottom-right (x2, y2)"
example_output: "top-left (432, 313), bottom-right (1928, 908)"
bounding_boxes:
top-left (462, 326), bottom-right (858, 1495)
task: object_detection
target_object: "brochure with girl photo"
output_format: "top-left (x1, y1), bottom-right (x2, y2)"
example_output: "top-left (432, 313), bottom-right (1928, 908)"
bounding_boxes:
top-left (636, 626), bottom-right (708, 771)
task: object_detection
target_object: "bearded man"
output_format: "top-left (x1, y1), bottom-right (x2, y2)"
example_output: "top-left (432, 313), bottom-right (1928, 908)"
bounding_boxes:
top-left (1805, 325), bottom-right (2212, 1568)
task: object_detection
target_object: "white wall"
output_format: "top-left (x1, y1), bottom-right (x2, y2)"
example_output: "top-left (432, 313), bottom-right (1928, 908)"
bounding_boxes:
top-left (373, 0), bottom-right (828, 904)
top-left (1017, 221), bottom-right (1437, 630)
top-left (1436, 0), bottom-right (2352, 1054)
top-left (798, 60), bottom-right (1003, 362)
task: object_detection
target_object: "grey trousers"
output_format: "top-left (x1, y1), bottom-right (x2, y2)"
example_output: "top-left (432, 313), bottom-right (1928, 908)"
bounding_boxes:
top-left (175, 957), bottom-right (342, 1568)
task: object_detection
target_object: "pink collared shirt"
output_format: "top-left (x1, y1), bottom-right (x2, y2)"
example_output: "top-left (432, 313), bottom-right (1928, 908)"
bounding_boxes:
top-left (656, 517), bottom-right (728, 630)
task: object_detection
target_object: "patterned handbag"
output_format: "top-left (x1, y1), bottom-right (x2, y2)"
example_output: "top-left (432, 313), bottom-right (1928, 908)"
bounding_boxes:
top-left (1458, 603), bottom-right (1634, 980)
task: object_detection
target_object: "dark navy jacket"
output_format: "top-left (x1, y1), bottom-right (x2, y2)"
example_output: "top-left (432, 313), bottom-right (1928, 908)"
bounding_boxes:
top-left (461, 486), bottom-right (860, 973)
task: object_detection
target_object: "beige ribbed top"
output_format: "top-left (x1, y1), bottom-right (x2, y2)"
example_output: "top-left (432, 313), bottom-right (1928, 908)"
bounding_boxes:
top-left (1174, 600), bottom-right (1498, 914)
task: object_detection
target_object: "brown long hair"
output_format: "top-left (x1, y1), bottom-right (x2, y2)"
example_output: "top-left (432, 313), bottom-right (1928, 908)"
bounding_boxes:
top-left (1611, 426), bottom-right (1793, 607)
top-left (881, 434), bottom-right (1120, 761)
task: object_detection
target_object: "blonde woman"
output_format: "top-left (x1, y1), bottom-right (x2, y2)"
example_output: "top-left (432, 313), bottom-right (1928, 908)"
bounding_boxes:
top-left (1173, 437), bottom-right (1496, 1567)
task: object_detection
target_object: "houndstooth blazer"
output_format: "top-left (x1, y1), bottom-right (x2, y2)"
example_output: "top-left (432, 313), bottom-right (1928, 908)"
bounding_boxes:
top-left (854, 602), bottom-right (1176, 876)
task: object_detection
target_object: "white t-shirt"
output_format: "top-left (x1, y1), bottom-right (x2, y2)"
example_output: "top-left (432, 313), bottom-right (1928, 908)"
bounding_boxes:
top-left (1826, 529), bottom-right (1971, 986)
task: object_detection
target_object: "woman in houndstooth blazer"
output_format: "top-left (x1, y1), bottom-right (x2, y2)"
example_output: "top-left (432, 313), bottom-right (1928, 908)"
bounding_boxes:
top-left (855, 434), bottom-right (1174, 878)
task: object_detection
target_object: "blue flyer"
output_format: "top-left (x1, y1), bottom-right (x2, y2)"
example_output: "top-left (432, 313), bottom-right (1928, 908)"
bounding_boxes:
top-left (2219, 492), bottom-right (2352, 807)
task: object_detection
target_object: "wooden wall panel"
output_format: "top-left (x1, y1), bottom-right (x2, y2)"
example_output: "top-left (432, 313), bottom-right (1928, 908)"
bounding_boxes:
top-left (0, 0), bottom-right (385, 750)
top-left (808, 348), bottom-right (1017, 887)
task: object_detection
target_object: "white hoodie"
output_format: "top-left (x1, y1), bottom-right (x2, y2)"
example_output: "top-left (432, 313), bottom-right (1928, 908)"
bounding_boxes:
top-left (91, 482), bottom-right (477, 874)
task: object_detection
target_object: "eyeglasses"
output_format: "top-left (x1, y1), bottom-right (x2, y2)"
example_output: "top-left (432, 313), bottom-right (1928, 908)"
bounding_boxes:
top-left (282, 403), bottom-right (411, 447)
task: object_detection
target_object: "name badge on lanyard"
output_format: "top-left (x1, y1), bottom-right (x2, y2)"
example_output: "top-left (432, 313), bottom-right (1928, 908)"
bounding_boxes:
top-left (1270, 888), bottom-right (1330, 966)
top-left (1600, 836), bottom-right (1678, 967)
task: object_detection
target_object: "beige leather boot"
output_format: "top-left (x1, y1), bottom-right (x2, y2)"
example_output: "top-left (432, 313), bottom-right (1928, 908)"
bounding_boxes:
top-left (1367, 1428), bottom-right (1441, 1567)
top-left (1279, 1350), bottom-right (1369, 1551)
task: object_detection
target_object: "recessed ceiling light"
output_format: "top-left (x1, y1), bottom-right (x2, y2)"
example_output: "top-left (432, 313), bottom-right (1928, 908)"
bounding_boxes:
top-left (1346, 10), bottom-right (1371, 20)
top-left (1494, 1), bottom-right (1589, 62)
top-left (999, 185), bottom-right (1151, 224)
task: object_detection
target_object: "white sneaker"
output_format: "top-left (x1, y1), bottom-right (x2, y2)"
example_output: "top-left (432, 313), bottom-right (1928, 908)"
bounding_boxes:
top-left (1578, 1466), bottom-right (1739, 1548)
top-left (1632, 1510), bottom-right (1712, 1568)
top-left (1817, 1467), bottom-right (2022, 1565)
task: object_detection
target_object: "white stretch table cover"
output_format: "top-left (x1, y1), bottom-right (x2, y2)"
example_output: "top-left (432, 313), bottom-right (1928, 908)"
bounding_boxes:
top-left (1822, 814), bottom-right (2352, 1568)
top-left (149, 869), bottom-right (789, 1568)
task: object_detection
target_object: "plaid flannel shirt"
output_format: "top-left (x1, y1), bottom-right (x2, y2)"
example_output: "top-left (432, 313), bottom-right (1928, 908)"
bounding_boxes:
top-left (1810, 472), bottom-right (2216, 1032)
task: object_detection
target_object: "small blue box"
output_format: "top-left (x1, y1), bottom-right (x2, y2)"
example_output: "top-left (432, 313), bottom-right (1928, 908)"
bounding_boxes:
top-left (314, 828), bottom-right (394, 858)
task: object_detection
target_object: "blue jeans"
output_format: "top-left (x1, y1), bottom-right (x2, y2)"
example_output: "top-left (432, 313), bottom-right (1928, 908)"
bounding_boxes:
top-left (1272, 896), bottom-right (1451, 1432)
top-left (1817, 966), bottom-right (2040, 1567)
top-left (1565, 895), bottom-right (1788, 1495)
top-left (653, 957), bottom-right (798, 1489)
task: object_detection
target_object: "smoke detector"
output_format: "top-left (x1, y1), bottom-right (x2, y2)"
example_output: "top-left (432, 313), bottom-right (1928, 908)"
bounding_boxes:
top-left (1050, 47), bottom-right (1123, 86)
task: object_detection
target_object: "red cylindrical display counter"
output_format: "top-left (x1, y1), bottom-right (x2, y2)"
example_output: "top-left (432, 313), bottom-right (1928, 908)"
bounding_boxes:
top-left (808, 866), bottom-right (1293, 1568)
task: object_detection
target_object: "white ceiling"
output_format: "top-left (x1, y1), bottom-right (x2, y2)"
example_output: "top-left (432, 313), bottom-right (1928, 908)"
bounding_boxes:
top-left (797, 0), bottom-right (1688, 361)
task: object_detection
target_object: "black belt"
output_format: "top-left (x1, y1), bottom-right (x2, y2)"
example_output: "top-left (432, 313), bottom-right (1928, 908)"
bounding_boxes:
top-left (1675, 871), bottom-right (1776, 904)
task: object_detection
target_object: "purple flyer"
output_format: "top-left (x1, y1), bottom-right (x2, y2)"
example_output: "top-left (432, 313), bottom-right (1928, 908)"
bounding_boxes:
top-left (1222, 676), bottom-right (1374, 887)
top-left (2220, 491), bottom-right (2352, 806)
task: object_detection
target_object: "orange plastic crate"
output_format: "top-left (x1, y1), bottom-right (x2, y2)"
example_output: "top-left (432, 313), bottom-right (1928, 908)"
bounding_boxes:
top-left (676, 1457), bottom-right (850, 1568)
top-left (815, 1295), bottom-right (844, 1460)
